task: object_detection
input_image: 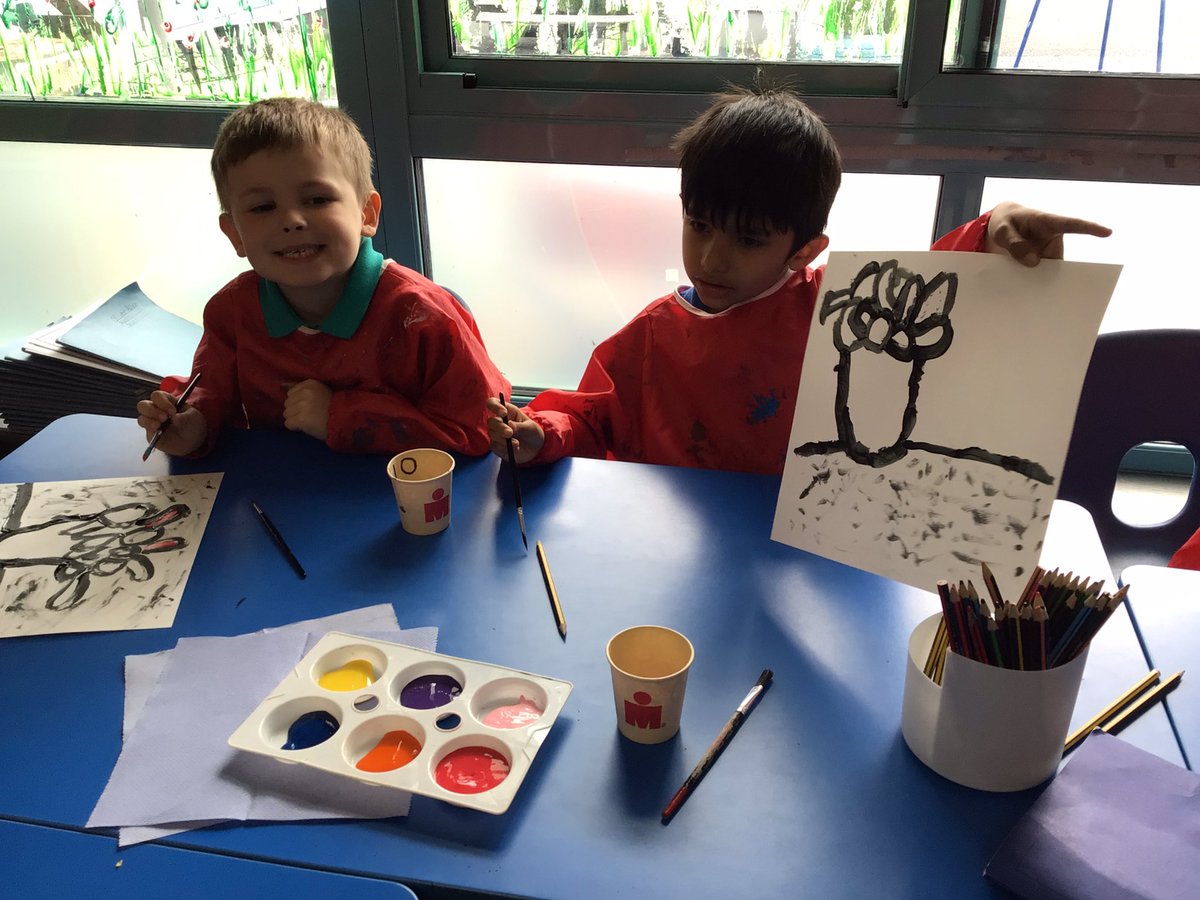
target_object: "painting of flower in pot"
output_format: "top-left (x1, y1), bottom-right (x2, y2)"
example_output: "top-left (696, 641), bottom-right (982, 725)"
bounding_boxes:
top-left (772, 250), bottom-right (1121, 599)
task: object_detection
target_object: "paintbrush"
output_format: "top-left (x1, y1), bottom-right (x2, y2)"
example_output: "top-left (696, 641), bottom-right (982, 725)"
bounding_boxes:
top-left (661, 669), bottom-right (772, 824)
top-left (499, 392), bottom-right (528, 550)
top-left (143, 371), bottom-right (201, 461)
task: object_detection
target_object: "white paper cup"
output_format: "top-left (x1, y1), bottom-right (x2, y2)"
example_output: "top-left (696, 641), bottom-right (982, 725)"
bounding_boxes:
top-left (901, 612), bottom-right (1088, 792)
top-left (387, 449), bottom-right (455, 536)
top-left (606, 625), bottom-right (694, 744)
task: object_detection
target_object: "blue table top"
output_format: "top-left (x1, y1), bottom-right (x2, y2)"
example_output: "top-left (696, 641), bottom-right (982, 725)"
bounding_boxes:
top-left (0, 820), bottom-right (417, 899)
top-left (1121, 564), bottom-right (1200, 770)
top-left (0, 415), bottom-right (1181, 900)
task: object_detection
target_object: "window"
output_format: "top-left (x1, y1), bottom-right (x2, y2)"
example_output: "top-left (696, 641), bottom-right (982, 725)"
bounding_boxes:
top-left (422, 157), bottom-right (938, 389)
top-left (0, 140), bottom-right (238, 348)
top-left (0, 1), bottom-right (335, 103)
top-left (979, 178), bottom-right (1200, 335)
top-left (447, 0), bottom-right (910, 63)
top-left (945, 0), bottom-right (1200, 74)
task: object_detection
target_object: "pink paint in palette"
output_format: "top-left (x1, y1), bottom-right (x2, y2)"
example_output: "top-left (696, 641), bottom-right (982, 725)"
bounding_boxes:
top-left (228, 632), bottom-right (573, 814)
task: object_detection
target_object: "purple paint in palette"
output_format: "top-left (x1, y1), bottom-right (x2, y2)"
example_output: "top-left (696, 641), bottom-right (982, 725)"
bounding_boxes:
top-left (400, 673), bottom-right (463, 709)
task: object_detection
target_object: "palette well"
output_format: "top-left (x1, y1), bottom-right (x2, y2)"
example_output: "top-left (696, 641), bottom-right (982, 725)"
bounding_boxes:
top-left (228, 632), bottom-right (573, 814)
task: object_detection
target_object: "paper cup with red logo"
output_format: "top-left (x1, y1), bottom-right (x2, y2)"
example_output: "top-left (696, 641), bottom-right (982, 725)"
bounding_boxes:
top-left (387, 449), bottom-right (455, 536)
top-left (606, 625), bottom-right (694, 744)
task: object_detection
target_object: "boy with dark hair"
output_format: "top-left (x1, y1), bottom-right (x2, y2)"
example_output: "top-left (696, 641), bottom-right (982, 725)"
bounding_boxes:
top-left (138, 97), bottom-right (509, 458)
top-left (487, 88), bottom-right (1109, 475)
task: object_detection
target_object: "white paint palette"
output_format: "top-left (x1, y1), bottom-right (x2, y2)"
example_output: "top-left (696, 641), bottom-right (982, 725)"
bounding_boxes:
top-left (228, 632), bottom-right (573, 814)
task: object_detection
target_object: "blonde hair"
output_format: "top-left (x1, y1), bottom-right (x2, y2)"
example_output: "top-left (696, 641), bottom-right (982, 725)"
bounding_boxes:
top-left (211, 98), bottom-right (374, 211)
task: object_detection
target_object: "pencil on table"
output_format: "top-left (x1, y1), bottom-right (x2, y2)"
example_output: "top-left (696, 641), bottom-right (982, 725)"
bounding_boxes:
top-left (1063, 669), bottom-right (1161, 755)
top-left (1101, 670), bottom-right (1184, 737)
top-left (535, 540), bottom-right (567, 639)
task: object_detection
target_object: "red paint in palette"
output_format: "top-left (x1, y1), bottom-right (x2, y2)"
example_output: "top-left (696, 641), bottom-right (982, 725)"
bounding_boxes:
top-left (356, 730), bottom-right (422, 773)
top-left (434, 746), bottom-right (510, 794)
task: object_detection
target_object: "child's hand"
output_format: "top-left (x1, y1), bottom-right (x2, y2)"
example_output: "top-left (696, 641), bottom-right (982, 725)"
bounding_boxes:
top-left (283, 379), bottom-right (332, 441)
top-left (986, 201), bottom-right (1112, 266)
top-left (136, 391), bottom-right (207, 456)
top-left (485, 397), bottom-right (544, 464)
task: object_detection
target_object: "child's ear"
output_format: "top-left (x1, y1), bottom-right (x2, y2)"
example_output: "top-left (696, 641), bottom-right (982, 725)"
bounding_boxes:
top-left (218, 213), bottom-right (247, 258)
top-left (786, 233), bottom-right (830, 271)
top-left (360, 191), bottom-right (382, 237)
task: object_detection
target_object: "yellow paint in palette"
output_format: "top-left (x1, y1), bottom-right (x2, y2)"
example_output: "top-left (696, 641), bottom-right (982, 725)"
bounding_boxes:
top-left (319, 659), bottom-right (376, 692)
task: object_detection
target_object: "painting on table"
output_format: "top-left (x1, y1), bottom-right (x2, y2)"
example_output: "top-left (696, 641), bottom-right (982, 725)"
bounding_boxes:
top-left (772, 251), bottom-right (1121, 600)
top-left (0, 474), bottom-right (222, 637)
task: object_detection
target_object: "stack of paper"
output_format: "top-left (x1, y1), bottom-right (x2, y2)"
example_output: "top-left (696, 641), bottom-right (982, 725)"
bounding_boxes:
top-left (88, 604), bottom-right (437, 846)
top-left (0, 284), bottom-right (201, 443)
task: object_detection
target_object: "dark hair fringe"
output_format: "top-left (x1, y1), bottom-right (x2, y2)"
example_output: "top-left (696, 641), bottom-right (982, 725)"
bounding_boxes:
top-left (673, 79), bottom-right (842, 250)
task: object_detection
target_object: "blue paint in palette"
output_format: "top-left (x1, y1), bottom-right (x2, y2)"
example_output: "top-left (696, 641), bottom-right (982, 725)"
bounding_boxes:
top-left (399, 674), bottom-right (463, 709)
top-left (282, 710), bottom-right (340, 750)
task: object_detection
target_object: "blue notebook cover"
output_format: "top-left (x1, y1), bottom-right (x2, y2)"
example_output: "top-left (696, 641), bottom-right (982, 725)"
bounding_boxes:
top-left (984, 731), bottom-right (1200, 899)
top-left (57, 283), bottom-right (201, 379)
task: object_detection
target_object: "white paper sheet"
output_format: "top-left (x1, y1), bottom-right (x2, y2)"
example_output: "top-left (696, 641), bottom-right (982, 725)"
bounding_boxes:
top-left (0, 474), bottom-right (222, 637)
top-left (772, 252), bottom-right (1122, 601)
top-left (87, 604), bottom-right (437, 844)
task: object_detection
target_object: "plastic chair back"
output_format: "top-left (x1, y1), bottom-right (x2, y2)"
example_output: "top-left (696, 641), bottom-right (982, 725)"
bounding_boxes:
top-left (1059, 329), bottom-right (1200, 575)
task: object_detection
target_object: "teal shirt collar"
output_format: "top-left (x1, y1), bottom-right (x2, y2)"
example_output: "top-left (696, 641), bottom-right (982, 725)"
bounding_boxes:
top-left (259, 237), bottom-right (385, 338)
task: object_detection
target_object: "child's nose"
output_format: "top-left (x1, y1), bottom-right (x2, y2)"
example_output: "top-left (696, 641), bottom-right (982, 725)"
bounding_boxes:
top-left (281, 208), bottom-right (307, 231)
top-left (701, 238), bottom-right (729, 272)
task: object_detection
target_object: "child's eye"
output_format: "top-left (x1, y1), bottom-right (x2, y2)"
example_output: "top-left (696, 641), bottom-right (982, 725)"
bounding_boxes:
top-left (740, 235), bottom-right (765, 248)
top-left (687, 218), bottom-right (709, 233)
top-left (248, 203), bottom-right (275, 214)
top-left (306, 196), bottom-right (334, 206)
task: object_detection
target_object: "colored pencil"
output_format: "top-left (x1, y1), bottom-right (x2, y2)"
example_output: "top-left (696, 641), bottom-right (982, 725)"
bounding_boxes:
top-left (662, 669), bottom-right (773, 825)
top-left (1063, 669), bottom-right (1161, 755)
top-left (498, 393), bottom-right (528, 550)
top-left (1100, 670), bottom-right (1184, 737)
top-left (923, 615), bottom-right (948, 680)
top-left (142, 371), bottom-right (201, 461)
top-left (535, 539), bottom-right (566, 639)
top-left (251, 500), bottom-right (306, 579)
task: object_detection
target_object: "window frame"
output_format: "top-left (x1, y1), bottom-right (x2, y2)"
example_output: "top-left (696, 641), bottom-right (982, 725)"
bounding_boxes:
top-left (2, 1), bottom-right (1199, 270)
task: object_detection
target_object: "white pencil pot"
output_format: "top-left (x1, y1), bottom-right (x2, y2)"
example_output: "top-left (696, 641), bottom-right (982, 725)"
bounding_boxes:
top-left (900, 613), bottom-right (1088, 792)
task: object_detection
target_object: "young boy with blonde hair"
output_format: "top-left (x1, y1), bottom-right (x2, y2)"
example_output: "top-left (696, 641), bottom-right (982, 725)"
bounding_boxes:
top-left (138, 97), bottom-right (509, 457)
top-left (487, 88), bottom-right (1110, 475)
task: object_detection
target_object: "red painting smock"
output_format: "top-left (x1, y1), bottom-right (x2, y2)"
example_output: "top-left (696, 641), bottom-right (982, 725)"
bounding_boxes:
top-left (524, 214), bottom-right (991, 475)
top-left (162, 248), bottom-right (510, 457)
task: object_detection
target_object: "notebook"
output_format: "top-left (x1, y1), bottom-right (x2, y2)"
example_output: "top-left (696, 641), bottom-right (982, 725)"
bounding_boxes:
top-left (56, 283), bottom-right (201, 380)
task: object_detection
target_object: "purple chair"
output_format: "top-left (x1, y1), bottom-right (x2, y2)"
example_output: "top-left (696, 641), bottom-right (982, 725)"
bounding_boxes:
top-left (1058, 329), bottom-right (1200, 578)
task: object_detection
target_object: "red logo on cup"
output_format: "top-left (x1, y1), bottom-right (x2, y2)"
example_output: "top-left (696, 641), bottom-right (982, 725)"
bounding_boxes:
top-left (624, 691), bottom-right (663, 729)
top-left (424, 488), bottom-right (449, 523)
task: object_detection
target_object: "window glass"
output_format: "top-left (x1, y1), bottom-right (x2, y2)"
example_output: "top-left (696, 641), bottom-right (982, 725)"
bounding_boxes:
top-left (0, 1), bottom-right (335, 102)
top-left (448, 0), bottom-right (910, 63)
top-left (422, 158), bottom-right (937, 389)
top-left (980, 178), bottom-right (1200, 334)
top-left (0, 141), bottom-right (243, 348)
top-left (947, 0), bottom-right (1199, 74)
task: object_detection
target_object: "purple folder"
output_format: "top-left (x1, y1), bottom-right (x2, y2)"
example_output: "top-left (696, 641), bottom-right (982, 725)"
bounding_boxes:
top-left (985, 731), bottom-right (1200, 899)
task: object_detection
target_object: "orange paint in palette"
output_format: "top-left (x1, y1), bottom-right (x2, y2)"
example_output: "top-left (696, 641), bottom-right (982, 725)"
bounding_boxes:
top-left (356, 730), bottom-right (422, 772)
top-left (319, 659), bottom-right (375, 692)
top-left (229, 633), bottom-right (573, 815)
top-left (435, 746), bottom-right (511, 794)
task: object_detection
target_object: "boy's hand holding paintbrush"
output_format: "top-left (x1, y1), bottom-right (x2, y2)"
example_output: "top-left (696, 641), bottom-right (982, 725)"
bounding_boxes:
top-left (485, 397), bottom-right (545, 465)
top-left (136, 373), bottom-right (207, 458)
